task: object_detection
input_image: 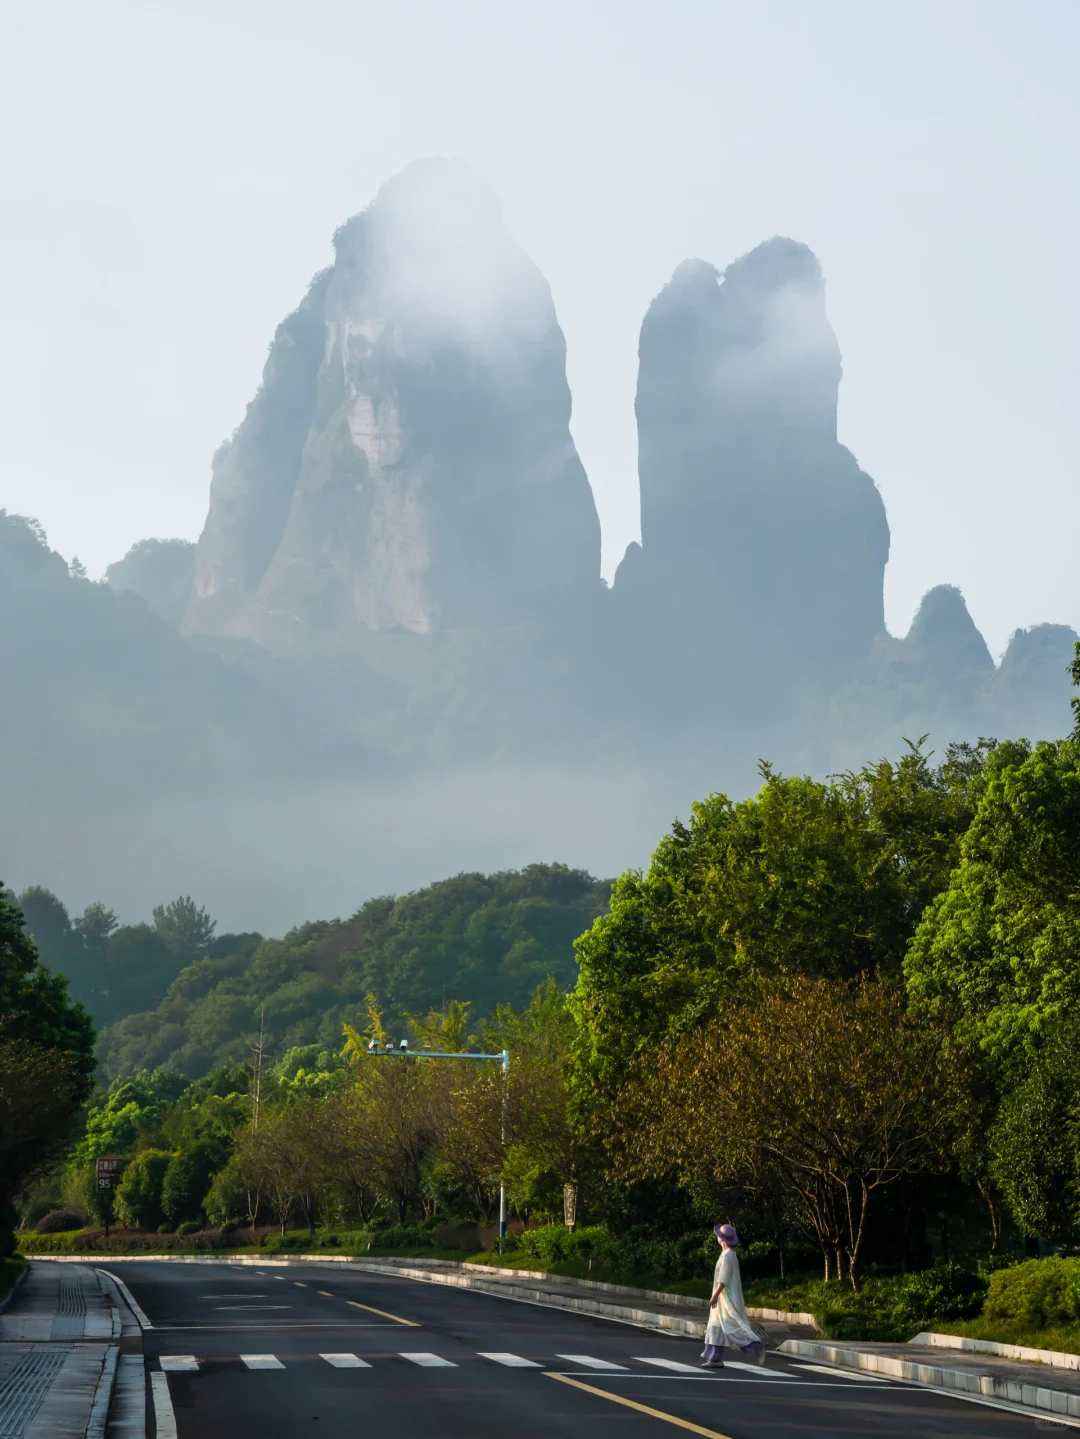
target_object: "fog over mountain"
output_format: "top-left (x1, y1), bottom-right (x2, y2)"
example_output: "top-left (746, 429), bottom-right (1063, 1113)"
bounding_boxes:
top-left (5, 158), bottom-right (1076, 929)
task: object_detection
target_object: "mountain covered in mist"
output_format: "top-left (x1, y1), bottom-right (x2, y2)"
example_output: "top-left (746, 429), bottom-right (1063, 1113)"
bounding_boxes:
top-left (5, 157), bottom-right (1076, 920)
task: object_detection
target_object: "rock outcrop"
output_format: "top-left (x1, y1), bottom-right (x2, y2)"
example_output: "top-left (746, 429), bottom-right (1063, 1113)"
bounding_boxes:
top-left (618, 240), bottom-right (890, 697)
top-left (900, 584), bottom-right (995, 692)
top-left (187, 159), bottom-right (600, 647)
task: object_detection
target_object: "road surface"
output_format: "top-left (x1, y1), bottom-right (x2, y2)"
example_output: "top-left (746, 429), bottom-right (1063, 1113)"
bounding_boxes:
top-left (107, 1259), bottom-right (1065, 1438)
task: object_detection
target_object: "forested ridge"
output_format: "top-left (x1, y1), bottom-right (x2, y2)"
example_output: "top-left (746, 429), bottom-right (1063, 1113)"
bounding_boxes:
top-left (7, 650), bottom-right (1080, 1347)
top-left (14, 865), bottom-right (611, 1078)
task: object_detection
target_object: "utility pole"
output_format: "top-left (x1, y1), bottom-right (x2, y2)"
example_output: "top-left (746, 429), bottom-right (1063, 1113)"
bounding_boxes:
top-left (250, 1003), bottom-right (266, 1132)
top-left (367, 1040), bottom-right (512, 1253)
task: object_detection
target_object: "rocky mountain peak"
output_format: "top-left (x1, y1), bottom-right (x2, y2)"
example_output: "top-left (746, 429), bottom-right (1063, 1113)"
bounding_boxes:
top-left (187, 159), bottom-right (600, 646)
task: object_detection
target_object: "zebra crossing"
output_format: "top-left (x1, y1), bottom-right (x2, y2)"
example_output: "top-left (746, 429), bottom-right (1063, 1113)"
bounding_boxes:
top-left (157, 1350), bottom-right (807, 1377)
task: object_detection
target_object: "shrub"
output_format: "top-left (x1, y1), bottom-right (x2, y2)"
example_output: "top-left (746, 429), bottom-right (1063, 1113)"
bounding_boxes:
top-left (161, 1140), bottom-right (227, 1227)
top-left (985, 1257), bottom-right (1080, 1330)
top-left (114, 1150), bottom-right (171, 1230)
top-left (894, 1264), bottom-right (987, 1325)
top-left (176, 1221), bottom-right (201, 1237)
top-left (34, 1210), bottom-right (84, 1234)
top-left (204, 1156), bottom-right (249, 1229)
top-left (372, 1224), bottom-right (435, 1250)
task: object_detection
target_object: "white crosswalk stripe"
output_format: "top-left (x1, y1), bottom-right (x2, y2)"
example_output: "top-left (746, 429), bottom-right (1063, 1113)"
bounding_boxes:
top-left (793, 1363), bottom-right (889, 1383)
top-left (159, 1356), bottom-right (199, 1373)
top-left (634, 1357), bottom-right (702, 1374)
top-left (400, 1353), bottom-right (457, 1367)
top-left (724, 1360), bottom-right (796, 1378)
top-left (241, 1355), bottom-right (285, 1370)
top-left (478, 1353), bottom-right (541, 1368)
top-left (321, 1353), bottom-right (372, 1369)
top-left (556, 1355), bottom-right (629, 1370)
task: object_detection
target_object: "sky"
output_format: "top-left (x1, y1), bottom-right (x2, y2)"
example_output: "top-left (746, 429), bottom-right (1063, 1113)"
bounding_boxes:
top-left (2, 0), bottom-right (1077, 658)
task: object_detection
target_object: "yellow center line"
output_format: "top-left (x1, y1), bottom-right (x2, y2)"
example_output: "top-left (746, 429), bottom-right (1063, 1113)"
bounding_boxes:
top-left (544, 1373), bottom-right (735, 1438)
top-left (346, 1299), bottom-right (420, 1327)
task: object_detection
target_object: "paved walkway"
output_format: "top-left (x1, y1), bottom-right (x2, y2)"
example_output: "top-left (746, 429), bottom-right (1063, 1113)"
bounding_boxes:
top-left (781, 1335), bottom-right (1080, 1422)
top-left (0, 1262), bottom-right (140, 1439)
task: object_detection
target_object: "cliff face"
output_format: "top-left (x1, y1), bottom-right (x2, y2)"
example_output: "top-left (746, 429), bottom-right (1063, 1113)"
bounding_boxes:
top-left (620, 240), bottom-right (890, 695)
top-left (187, 160), bottom-right (600, 646)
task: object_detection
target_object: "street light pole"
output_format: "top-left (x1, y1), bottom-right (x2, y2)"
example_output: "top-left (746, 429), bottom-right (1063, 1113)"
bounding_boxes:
top-left (366, 1041), bottom-right (512, 1254)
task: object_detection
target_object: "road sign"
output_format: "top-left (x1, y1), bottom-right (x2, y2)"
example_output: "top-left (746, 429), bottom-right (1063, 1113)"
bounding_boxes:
top-left (563, 1182), bottom-right (577, 1231)
top-left (95, 1156), bottom-right (124, 1189)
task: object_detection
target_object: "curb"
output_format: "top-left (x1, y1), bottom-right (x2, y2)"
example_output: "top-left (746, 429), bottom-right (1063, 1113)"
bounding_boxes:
top-left (86, 1344), bottom-right (119, 1439)
top-left (20, 1253), bottom-right (814, 1332)
top-left (779, 1337), bottom-right (1080, 1423)
top-left (0, 1261), bottom-right (29, 1316)
top-left (348, 1260), bottom-right (710, 1338)
top-left (912, 1329), bottom-right (1080, 1374)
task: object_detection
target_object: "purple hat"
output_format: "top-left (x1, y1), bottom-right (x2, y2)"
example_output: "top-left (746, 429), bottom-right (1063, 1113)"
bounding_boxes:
top-left (714, 1223), bottom-right (739, 1246)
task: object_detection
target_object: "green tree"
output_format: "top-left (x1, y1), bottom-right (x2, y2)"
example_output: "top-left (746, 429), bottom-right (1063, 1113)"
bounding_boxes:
top-left (76, 1069), bottom-right (188, 1164)
top-left (905, 738), bottom-right (1080, 1061)
top-left (988, 1024), bottom-right (1080, 1242)
top-left (153, 896), bottom-right (216, 960)
top-left (572, 742), bottom-right (989, 1109)
top-left (114, 1149), bottom-right (170, 1230)
top-left (615, 974), bottom-right (963, 1288)
top-left (161, 1138), bottom-right (228, 1228)
top-left (0, 886), bottom-right (94, 1252)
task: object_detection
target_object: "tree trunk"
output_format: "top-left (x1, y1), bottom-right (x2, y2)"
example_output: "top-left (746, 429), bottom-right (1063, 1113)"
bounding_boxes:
top-left (977, 1179), bottom-right (1001, 1254)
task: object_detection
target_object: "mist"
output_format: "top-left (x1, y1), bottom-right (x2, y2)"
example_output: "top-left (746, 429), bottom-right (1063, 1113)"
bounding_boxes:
top-left (0, 761), bottom-right (725, 935)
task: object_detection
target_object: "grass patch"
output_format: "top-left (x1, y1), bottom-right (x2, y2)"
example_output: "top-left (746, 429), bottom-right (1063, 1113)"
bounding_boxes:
top-left (928, 1316), bottom-right (1080, 1356)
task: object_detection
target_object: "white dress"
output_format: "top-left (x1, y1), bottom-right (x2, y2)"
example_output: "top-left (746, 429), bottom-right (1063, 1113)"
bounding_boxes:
top-left (705, 1247), bottom-right (760, 1350)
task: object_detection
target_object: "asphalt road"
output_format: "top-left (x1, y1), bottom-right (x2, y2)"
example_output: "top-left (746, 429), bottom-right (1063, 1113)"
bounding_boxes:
top-left (108, 1260), bottom-right (1063, 1439)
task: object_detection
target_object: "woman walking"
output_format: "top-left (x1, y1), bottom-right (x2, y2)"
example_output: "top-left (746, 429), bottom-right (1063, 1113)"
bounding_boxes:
top-left (701, 1223), bottom-right (767, 1368)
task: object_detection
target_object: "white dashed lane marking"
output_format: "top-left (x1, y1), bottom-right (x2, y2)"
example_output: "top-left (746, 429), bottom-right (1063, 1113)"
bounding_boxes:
top-left (635, 1358), bottom-right (702, 1374)
top-left (321, 1353), bottom-right (372, 1368)
top-left (479, 1353), bottom-right (541, 1368)
top-left (400, 1353), bottom-right (457, 1367)
top-left (793, 1363), bottom-right (890, 1383)
top-left (556, 1355), bottom-right (629, 1371)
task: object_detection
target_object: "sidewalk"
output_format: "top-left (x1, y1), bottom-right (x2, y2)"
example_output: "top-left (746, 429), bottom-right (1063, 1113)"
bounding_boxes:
top-left (780, 1335), bottom-right (1080, 1424)
top-left (0, 1261), bottom-right (141, 1439)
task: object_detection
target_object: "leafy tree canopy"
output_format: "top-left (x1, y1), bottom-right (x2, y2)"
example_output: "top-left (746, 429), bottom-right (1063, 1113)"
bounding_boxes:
top-left (905, 737), bottom-right (1080, 1062)
top-left (570, 742), bottom-right (990, 1105)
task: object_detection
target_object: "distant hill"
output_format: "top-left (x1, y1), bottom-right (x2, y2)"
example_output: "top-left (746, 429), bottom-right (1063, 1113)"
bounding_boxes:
top-left (96, 864), bottom-right (610, 1077)
top-left (0, 511), bottom-right (376, 815)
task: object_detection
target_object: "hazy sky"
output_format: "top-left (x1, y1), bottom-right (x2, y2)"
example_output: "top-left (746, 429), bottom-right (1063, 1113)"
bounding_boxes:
top-left (2, 0), bottom-right (1077, 657)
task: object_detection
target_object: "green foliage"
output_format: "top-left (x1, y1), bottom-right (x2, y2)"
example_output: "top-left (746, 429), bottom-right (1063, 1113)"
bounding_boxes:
top-left (0, 886), bottom-right (95, 1255)
top-left (161, 1139), bottom-right (228, 1227)
top-left (75, 1069), bottom-right (188, 1164)
top-left (571, 743), bottom-right (988, 1105)
top-left (985, 1256), bottom-right (1080, 1329)
top-left (21, 886), bottom-right (222, 1028)
top-left (99, 866), bottom-right (609, 1078)
top-left (114, 1150), bottom-right (170, 1230)
top-left (906, 738), bottom-right (1080, 1060)
top-left (989, 1026), bottom-right (1080, 1241)
top-left (203, 1156), bottom-right (251, 1229)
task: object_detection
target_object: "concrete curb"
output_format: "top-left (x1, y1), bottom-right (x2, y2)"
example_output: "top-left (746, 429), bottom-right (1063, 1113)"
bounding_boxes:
top-left (86, 1344), bottom-right (119, 1439)
top-left (912, 1329), bottom-right (1080, 1373)
top-left (779, 1337), bottom-right (1080, 1423)
top-left (348, 1260), bottom-right (710, 1337)
top-left (0, 1261), bottom-right (29, 1316)
top-left (20, 1252), bottom-right (814, 1332)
